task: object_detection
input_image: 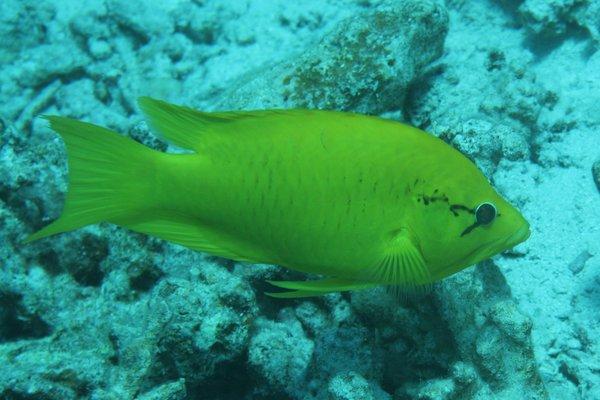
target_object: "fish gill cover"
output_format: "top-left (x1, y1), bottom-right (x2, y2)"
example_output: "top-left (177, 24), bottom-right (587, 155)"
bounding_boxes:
top-left (0, 0), bottom-right (599, 399)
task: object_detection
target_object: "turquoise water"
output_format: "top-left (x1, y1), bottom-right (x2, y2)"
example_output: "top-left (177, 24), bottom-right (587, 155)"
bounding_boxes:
top-left (1, 0), bottom-right (599, 399)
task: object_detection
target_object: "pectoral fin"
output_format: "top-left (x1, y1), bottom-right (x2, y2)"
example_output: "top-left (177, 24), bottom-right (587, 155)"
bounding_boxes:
top-left (266, 277), bottom-right (376, 298)
top-left (361, 229), bottom-right (431, 287)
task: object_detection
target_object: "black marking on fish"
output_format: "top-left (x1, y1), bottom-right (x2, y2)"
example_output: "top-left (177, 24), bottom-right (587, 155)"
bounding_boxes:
top-left (449, 204), bottom-right (474, 216)
top-left (419, 192), bottom-right (450, 206)
top-left (460, 222), bottom-right (480, 237)
top-left (320, 129), bottom-right (328, 152)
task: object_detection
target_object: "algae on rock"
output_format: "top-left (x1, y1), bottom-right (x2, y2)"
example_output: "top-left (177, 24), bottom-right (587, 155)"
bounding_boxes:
top-left (218, 1), bottom-right (449, 113)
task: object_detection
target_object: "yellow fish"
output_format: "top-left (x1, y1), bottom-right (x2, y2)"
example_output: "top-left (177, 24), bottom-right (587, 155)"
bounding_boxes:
top-left (27, 98), bottom-right (530, 297)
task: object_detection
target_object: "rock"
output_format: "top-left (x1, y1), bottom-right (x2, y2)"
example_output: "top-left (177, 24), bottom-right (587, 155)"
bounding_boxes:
top-left (436, 262), bottom-right (548, 399)
top-left (63, 233), bottom-right (109, 287)
top-left (404, 378), bottom-right (456, 400)
top-left (593, 160), bottom-right (600, 193)
top-left (575, 1), bottom-right (600, 44)
top-left (106, 0), bottom-right (176, 41)
top-left (34, 232), bottom-right (109, 287)
top-left (350, 286), bottom-right (397, 327)
top-left (294, 301), bottom-right (328, 336)
top-left (435, 119), bottom-right (530, 177)
top-left (0, 120), bottom-right (65, 232)
top-left (0, 288), bottom-right (52, 342)
top-left (15, 43), bottom-right (90, 88)
top-left (328, 371), bottom-right (376, 400)
top-left (126, 260), bottom-right (164, 292)
top-left (568, 250), bottom-right (592, 275)
top-left (219, 0), bottom-right (449, 113)
top-left (135, 379), bottom-right (186, 400)
top-left (146, 271), bottom-right (258, 392)
top-left (451, 361), bottom-right (478, 390)
top-left (248, 314), bottom-right (314, 393)
top-left (518, 0), bottom-right (578, 37)
top-left (314, 324), bottom-right (384, 383)
top-left (410, 47), bottom-right (552, 175)
top-left (488, 300), bottom-right (533, 345)
top-left (517, 0), bottom-right (600, 44)
top-left (0, 0), bottom-right (55, 61)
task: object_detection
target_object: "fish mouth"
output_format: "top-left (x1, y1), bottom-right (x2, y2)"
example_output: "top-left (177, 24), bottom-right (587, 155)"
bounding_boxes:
top-left (454, 223), bottom-right (530, 270)
top-left (429, 222), bottom-right (531, 281)
top-left (504, 223), bottom-right (531, 248)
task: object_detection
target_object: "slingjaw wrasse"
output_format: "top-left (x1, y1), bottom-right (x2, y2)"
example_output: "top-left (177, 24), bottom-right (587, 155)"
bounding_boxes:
top-left (27, 98), bottom-right (530, 297)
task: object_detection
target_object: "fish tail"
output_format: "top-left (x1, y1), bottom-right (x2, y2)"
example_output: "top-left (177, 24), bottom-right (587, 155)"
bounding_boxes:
top-left (26, 116), bottom-right (159, 242)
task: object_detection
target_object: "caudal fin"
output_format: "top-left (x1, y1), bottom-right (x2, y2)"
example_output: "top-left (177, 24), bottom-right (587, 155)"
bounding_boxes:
top-left (26, 116), bottom-right (157, 242)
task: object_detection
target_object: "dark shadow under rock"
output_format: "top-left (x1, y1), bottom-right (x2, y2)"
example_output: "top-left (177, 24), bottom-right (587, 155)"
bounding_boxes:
top-left (0, 289), bottom-right (52, 343)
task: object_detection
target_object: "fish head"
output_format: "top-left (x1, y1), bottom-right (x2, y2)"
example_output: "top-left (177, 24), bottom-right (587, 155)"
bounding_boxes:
top-left (409, 171), bottom-right (530, 281)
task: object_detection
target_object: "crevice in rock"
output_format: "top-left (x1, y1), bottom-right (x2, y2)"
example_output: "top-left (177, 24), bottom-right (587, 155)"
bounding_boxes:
top-left (0, 289), bottom-right (52, 342)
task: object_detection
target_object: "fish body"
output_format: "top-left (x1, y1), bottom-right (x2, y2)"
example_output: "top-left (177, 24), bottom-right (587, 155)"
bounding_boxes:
top-left (28, 98), bottom-right (530, 297)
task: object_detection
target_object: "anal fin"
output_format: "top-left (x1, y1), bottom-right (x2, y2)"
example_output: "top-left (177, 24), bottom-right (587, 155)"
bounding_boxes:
top-left (116, 212), bottom-right (266, 263)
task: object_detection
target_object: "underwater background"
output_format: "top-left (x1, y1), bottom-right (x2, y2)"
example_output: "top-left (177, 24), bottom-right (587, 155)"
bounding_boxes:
top-left (0, 0), bottom-right (599, 399)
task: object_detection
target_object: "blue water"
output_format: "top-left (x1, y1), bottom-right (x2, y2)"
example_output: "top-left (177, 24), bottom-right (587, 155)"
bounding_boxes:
top-left (1, 1), bottom-right (599, 399)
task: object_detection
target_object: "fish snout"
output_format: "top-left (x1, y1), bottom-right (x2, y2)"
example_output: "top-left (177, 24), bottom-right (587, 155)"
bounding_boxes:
top-left (505, 220), bottom-right (530, 248)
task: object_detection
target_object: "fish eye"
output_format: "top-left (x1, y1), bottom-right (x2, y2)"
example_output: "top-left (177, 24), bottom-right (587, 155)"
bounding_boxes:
top-left (475, 202), bottom-right (497, 225)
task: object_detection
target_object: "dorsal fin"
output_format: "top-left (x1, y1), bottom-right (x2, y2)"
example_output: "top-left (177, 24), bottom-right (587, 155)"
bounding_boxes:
top-left (138, 97), bottom-right (225, 151)
top-left (137, 97), bottom-right (296, 152)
